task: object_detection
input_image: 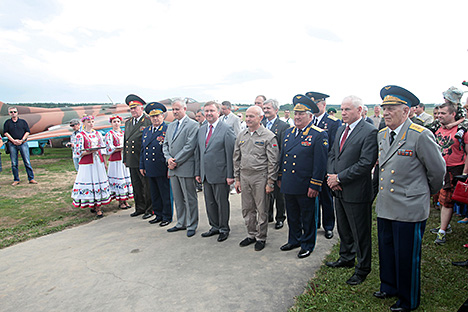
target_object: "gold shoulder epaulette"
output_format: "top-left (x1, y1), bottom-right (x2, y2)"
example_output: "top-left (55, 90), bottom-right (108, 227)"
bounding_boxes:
top-left (379, 127), bottom-right (388, 133)
top-left (311, 125), bottom-right (324, 132)
top-left (409, 123), bottom-right (424, 133)
top-left (328, 115), bottom-right (339, 121)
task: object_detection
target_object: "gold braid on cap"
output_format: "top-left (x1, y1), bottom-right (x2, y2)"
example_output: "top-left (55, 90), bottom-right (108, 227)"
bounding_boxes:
top-left (294, 104), bottom-right (311, 112)
top-left (382, 95), bottom-right (407, 106)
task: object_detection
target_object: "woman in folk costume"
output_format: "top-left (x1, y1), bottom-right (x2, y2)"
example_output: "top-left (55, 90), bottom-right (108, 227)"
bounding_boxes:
top-left (71, 115), bottom-right (112, 217)
top-left (105, 115), bottom-right (134, 209)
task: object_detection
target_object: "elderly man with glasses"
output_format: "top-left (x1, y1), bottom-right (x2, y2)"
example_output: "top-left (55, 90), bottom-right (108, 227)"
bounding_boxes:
top-left (3, 107), bottom-right (38, 185)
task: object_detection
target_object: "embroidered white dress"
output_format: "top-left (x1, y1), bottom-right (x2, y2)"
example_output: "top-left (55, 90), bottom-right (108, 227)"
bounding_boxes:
top-left (105, 130), bottom-right (134, 201)
top-left (71, 130), bottom-right (112, 208)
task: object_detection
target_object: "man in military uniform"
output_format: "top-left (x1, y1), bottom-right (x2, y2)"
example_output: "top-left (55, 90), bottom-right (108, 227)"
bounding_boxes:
top-left (139, 102), bottom-right (172, 227)
top-left (374, 85), bottom-right (445, 312)
top-left (278, 94), bottom-right (328, 258)
top-left (261, 99), bottom-right (290, 229)
top-left (233, 106), bottom-right (279, 251)
top-left (306, 91), bottom-right (341, 239)
top-left (123, 94), bottom-right (152, 218)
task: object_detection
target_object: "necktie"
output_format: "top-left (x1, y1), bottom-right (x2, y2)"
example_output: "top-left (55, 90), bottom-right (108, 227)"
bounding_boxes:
top-left (205, 125), bottom-right (213, 147)
top-left (314, 117), bottom-right (319, 126)
top-left (173, 120), bottom-right (180, 138)
top-left (389, 131), bottom-right (396, 145)
top-left (340, 125), bottom-right (350, 152)
top-left (266, 120), bottom-right (272, 130)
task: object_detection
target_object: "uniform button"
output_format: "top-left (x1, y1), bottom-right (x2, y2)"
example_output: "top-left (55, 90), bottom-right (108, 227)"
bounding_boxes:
top-left (132, 151), bottom-right (135, 154)
top-left (380, 187), bottom-right (383, 190)
top-left (153, 153), bottom-right (155, 155)
top-left (146, 158), bottom-right (148, 160)
top-left (153, 147), bottom-right (155, 149)
top-left (294, 155), bottom-right (296, 158)
top-left (293, 163), bottom-right (295, 166)
top-left (391, 170), bottom-right (395, 174)
top-left (284, 161), bottom-right (287, 164)
top-left (146, 147), bottom-right (148, 149)
top-left (390, 179), bottom-right (394, 183)
top-left (379, 152), bottom-right (381, 156)
top-left (390, 188), bottom-right (394, 193)
top-left (380, 178), bottom-right (383, 181)
top-left (132, 141), bottom-right (134, 143)
top-left (292, 170), bottom-right (295, 173)
top-left (286, 154), bottom-right (288, 157)
top-left (283, 169), bottom-right (286, 172)
top-left (381, 168), bottom-right (384, 172)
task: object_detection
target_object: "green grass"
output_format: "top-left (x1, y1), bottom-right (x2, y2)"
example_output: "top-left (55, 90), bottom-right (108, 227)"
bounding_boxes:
top-left (0, 147), bottom-right (121, 248)
top-left (290, 207), bottom-right (468, 311)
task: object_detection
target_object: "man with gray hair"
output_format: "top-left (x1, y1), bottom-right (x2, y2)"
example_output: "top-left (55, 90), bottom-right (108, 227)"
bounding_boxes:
top-left (414, 103), bottom-right (434, 126)
top-left (221, 101), bottom-right (241, 136)
top-left (233, 105), bottom-right (279, 251)
top-left (163, 98), bottom-right (199, 237)
top-left (326, 95), bottom-right (378, 285)
top-left (262, 99), bottom-right (290, 229)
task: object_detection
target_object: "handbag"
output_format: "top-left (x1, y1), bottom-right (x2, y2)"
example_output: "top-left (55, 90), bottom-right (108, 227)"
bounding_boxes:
top-left (452, 176), bottom-right (468, 204)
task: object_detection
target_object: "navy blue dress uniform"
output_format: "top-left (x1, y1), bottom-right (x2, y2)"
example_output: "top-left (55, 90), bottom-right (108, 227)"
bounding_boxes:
top-left (279, 94), bottom-right (329, 257)
top-left (139, 102), bottom-right (173, 224)
top-left (376, 86), bottom-right (445, 311)
top-left (306, 91), bottom-right (342, 238)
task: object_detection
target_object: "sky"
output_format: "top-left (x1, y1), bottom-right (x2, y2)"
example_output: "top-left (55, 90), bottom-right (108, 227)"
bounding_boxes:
top-left (1, 0), bottom-right (468, 106)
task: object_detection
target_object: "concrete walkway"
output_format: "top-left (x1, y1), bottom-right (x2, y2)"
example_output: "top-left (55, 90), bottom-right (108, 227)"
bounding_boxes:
top-left (0, 193), bottom-right (337, 312)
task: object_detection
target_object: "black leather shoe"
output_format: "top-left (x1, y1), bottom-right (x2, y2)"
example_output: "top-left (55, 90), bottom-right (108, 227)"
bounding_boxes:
top-left (239, 237), bottom-right (256, 247)
top-left (167, 226), bottom-right (186, 232)
top-left (142, 213), bottom-right (152, 220)
top-left (159, 220), bottom-right (170, 227)
top-left (280, 243), bottom-right (300, 251)
top-left (326, 259), bottom-right (355, 268)
top-left (325, 230), bottom-right (334, 239)
top-left (390, 303), bottom-right (410, 312)
top-left (217, 232), bottom-right (229, 242)
top-left (130, 211), bottom-right (144, 217)
top-left (201, 229), bottom-right (220, 237)
top-left (452, 259), bottom-right (468, 267)
top-left (298, 248), bottom-right (311, 258)
top-left (346, 273), bottom-right (367, 285)
top-left (255, 240), bottom-right (266, 251)
top-left (275, 221), bottom-right (284, 229)
top-left (373, 291), bottom-right (395, 299)
top-left (187, 230), bottom-right (196, 237)
top-left (149, 217), bottom-right (162, 224)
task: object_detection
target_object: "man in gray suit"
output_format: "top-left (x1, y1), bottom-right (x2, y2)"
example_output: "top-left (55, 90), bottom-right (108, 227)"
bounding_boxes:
top-left (262, 98), bottom-right (290, 229)
top-left (374, 85), bottom-right (445, 312)
top-left (163, 98), bottom-right (199, 237)
top-left (326, 95), bottom-right (378, 286)
top-left (221, 101), bottom-right (241, 136)
top-left (195, 101), bottom-right (236, 242)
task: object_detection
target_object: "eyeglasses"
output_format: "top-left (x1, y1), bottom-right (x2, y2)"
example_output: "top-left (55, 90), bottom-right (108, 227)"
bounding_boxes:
top-left (254, 102), bottom-right (263, 105)
top-left (9, 111), bottom-right (18, 114)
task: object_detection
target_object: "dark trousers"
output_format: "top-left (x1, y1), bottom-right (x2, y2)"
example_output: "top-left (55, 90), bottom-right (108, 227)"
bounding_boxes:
top-left (284, 194), bottom-right (318, 252)
top-left (335, 198), bottom-right (372, 276)
top-left (129, 167), bottom-right (152, 214)
top-left (268, 183), bottom-right (286, 222)
top-left (377, 218), bottom-right (426, 310)
top-left (203, 181), bottom-right (230, 234)
top-left (148, 176), bottom-right (173, 222)
top-left (318, 183), bottom-right (335, 231)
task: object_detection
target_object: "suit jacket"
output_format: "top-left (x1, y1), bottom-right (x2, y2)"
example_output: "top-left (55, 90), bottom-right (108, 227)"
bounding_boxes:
top-left (123, 115), bottom-right (152, 168)
top-left (316, 113), bottom-right (341, 150)
top-left (279, 123), bottom-right (329, 194)
top-left (195, 121), bottom-right (236, 184)
top-left (163, 116), bottom-right (199, 177)
top-left (262, 117), bottom-right (291, 152)
top-left (327, 118), bottom-right (378, 203)
top-left (376, 119), bottom-right (445, 222)
top-left (222, 112), bottom-right (241, 136)
top-left (139, 123), bottom-right (168, 177)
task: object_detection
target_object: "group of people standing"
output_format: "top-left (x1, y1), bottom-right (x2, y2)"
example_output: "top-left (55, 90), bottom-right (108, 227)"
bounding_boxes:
top-left (65, 85), bottom-right (465, 312)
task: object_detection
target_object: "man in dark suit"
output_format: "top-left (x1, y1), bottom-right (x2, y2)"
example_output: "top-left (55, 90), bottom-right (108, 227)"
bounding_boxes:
top-left (306, 91), bottom-right (341, 239)
top-left (326, 95), bottom-right (378, 285)
top-left (195, 101), bottom-right (236, 242)
top-left (261, 99), bottom-right (290, 229)
top-left (278, 94), bottom-right (328, 259)
top-left (123, 94), bottom-right (152, 219)
top-left (139, 102), bottom-right (172, 227)
top-left (163, 98), bottom-right (199, 237)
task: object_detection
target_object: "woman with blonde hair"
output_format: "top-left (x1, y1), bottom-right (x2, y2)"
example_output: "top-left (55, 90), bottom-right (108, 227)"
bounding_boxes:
top-left (71, 115), bottom-right (112, 217)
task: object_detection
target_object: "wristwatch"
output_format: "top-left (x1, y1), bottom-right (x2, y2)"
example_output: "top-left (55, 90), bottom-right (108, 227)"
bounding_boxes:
top-left (336, 175), bottom-right (340, 183)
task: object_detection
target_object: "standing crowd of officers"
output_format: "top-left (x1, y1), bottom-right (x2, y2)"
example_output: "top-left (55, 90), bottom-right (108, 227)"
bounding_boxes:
top-left (116, 84), bottom-right (460, 312)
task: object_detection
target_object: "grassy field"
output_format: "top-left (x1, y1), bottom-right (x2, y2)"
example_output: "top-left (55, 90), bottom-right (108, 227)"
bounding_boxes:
top-left (1, 145), bottom-right (466, 311)
top-left (0, 147), bottom-right (121, 248)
